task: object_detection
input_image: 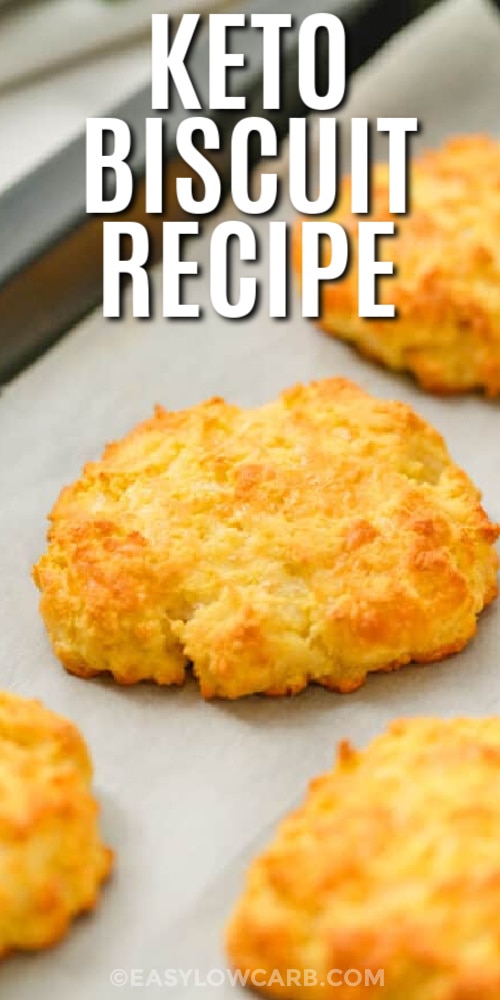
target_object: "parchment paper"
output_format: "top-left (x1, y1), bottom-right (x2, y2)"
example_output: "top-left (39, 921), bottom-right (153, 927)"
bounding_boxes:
top-left (1, 0), bottom-right (500, 995)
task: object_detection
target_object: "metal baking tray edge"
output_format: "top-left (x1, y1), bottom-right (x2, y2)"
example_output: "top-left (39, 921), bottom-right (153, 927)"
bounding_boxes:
top-left (0, 0), bottom-right (439, 385)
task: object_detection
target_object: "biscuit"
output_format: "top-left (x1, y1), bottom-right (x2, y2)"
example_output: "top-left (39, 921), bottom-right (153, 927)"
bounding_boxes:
top-left (293, 135), bottom-right (500, 394)
top-left (227, 717), bottom-right (500, 999)
top-left (33, 378), bottom-right (498, 698)
top-left (0, 690), bottom-right (111, 958)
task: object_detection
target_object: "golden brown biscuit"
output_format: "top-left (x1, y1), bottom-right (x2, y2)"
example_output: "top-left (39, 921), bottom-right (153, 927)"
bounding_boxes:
top-left (0, 690), bottom-right (111, 958)
top-left (33, 379), bottom-right (498, 698)
top-left (293, 135), bottom-right (500, 394)
top-left (227, 717), bottom-right (500, 999)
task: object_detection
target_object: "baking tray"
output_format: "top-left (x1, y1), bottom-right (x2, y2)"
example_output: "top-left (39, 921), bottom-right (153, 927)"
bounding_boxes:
top-left (1, 0), bottom-right (500, 998)
top-left (0, 0), bottom-right (233, 93)
top-left (0, 0), bottom-right (437, 385)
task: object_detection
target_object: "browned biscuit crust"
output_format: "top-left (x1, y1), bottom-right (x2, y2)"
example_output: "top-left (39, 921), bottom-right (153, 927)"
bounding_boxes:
top-left (34, 379), bottom-right (498, 698)
top-left (227, 718), bottom-right (500, 999)
top-left (293, 135), bottom-right (500, 395)
top-left (0, 690), bottom-right (112, 958)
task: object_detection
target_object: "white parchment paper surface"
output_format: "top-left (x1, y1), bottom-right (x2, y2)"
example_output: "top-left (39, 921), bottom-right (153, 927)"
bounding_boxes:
top-left (0, 0), bottom-right (499, 995)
